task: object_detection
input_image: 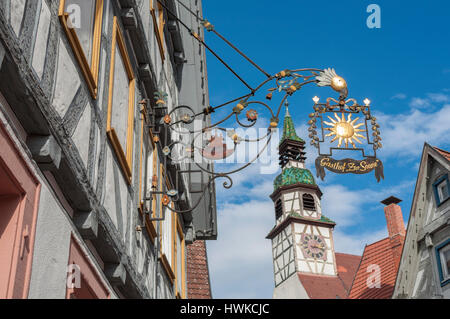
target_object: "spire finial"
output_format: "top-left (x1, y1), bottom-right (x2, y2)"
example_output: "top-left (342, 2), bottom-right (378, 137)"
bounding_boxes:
top-left (285, 100), bottom-right (290, 117)
top-left (280, 100), bottom-right (303, 144)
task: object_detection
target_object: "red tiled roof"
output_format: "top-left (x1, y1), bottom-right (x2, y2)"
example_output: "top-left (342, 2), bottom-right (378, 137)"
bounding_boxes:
top-left (348, 237), bottom-right (403, 299)
top-left (434, 146), bottom-right (450, 162)
top-left (186, 240), bottom-right (212, 299)
top-left (298, 253), bottom-right (361, 299)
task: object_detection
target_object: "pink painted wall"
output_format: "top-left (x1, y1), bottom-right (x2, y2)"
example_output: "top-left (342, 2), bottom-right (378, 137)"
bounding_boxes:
top-left (66, 236), bottom-right (110, 299)
top-left (0, 122), bottom-right (40, 298)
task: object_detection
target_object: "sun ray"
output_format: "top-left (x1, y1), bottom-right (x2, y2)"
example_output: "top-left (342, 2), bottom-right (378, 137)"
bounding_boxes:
top-left (349, 139), bottom-right (356, 149)
top-left (327, 116), bottom-right (337, 124)
top-left (337, 137), bottom-right (343, 147)
top-left (352, 136), bottom-right (363, 144)
top-left (334, 113), bottom-right (341, 122)
top-left (354, 133), bottom-right (366, 139)
top-left (353, 123), bottom-right (364, 129)
top-left (350, 117), bottom-right (360, 125)
top-left (324, 121), bottom-right (335, 126)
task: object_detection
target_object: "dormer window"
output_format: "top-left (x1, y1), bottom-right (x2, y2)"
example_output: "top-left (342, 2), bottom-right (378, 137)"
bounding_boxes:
top-left (433, 174), bottom-right (450, 206)
top-left (302, 194), bottom-right (316, 211)
top-left (275, 199), bottom-right (283, 220)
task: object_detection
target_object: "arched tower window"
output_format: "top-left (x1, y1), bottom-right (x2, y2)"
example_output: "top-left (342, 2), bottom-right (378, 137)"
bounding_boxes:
top-left (302, 194), bottom-right (316, 211)
top-left (275, 199), bottom-right (283, 220)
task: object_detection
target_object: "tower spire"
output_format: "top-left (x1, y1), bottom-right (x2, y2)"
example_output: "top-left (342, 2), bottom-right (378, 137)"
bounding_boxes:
top-left (281, 101), bottom-right (303, 144)
top-left (278, 100), bottom-right (306, 167)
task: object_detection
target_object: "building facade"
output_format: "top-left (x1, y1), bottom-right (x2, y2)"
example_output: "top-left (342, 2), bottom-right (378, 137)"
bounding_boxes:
top-left (393, 144), bottom-right (450, 299)
top-left (0, 0), bottom-right (215, 299)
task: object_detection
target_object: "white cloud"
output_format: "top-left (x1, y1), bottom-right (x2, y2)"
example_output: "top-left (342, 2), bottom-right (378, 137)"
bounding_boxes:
top-left (391, 93), bottom-right (407, 100)
top-left (376, 104), bottom-right (450, 158)
top-left (320, 180), bottom-right (414, 228)
top-left (208, 199), bottom-right (275, 298)
top-left (409, 97), bottom-right (431, 108)
top-left (427, 93), bottom-right (450, 103)
top-left (333, 228), bottom-right (388, 255)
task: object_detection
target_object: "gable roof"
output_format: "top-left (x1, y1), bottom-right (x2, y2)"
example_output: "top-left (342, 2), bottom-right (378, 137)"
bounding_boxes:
top-left (297, 253), bottom-right (361, 299)
top-left (434, 146), bottom-right (450, 162)
top-left (348, 237), bottom-right (402, 299)
top-left (392, 144), bottom-right (450, 297)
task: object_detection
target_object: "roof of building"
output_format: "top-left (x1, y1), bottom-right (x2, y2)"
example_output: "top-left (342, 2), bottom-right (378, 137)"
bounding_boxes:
top-left (273, 167), bottom-right (316, 191)
top-left (186, 240), bottom-right (212, 299)
top-left (348, 237), bottom-right (400, 299)
top-left (289, 212), bottom-right (336, 225)
top-left (297, 253), bottom-right (361, 299)
top-left (434, 146), bottom-right (450, 162)
top-left (281, 106), bottom-right (304, 144)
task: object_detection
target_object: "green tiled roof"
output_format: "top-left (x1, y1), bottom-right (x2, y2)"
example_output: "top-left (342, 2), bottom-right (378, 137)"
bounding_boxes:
top-left (289, 212), bottom-right (336, 224)
top-left (280, 109), bottom-right (304, 144)
top-left (273, 167), bottom-right (316, 191)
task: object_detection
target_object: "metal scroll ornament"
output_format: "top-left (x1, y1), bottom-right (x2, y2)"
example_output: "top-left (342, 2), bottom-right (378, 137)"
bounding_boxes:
top-left (146, 67), bottom-right (382, 216)
top-left (308, 75), bottom-right (384, 183)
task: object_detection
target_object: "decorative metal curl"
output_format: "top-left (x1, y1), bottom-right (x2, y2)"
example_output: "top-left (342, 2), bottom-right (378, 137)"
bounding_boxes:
top-left (147, 67), bottom-right (355, 215)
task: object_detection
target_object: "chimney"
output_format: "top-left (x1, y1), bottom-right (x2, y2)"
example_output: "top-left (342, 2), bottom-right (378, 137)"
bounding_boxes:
top-left (381, 196), bottom-right (406, 267)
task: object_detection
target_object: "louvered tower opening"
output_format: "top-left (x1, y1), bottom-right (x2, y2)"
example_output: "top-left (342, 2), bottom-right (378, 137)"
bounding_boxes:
top-left (275, 199), bottom-right (283, 219)
top-left (279, 139), bottom-right (306, 168)
top-left (302, 194), bottom-right (316, 211)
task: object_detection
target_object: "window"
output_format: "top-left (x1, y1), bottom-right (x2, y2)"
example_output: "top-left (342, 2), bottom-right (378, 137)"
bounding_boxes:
top-left (138, 106), bottom-right (157, 241)
top-left (66, 236), bottom-right (110, 299)
top-left (174, 216), bottom-right (186, 298)
top-left (302, 193), bottom-right (316, 211)
top-left (151, 0), bottom-right (165, 62)
top-left (0, 123), bottom-right (41, 299)
top-left (58, 0), bottom-right (104, 98)
top-left (436, 240), bottom-right (450, 286)
top-left (159, 165), bottom-right (175, 283)
top-left (433, 175), bottom-right (450, 206)
top-left (106, 17), bottom-right (136, 184)
top-left (275, 199), bottom-right (283, 220)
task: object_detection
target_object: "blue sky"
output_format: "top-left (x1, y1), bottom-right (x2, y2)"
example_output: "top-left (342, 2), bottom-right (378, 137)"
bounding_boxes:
top-left (199, 0), bottom-right (450, 298)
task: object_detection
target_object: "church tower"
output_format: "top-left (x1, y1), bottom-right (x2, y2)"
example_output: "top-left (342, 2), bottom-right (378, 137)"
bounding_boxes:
top-left (267, 105), bottom-right (338, 298)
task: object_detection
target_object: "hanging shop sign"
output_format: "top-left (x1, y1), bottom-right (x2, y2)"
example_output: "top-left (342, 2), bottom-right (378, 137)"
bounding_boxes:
top-left (308, 74), bottom-right (384, 182)
top-left (315, 156), bottom-right (384, 182)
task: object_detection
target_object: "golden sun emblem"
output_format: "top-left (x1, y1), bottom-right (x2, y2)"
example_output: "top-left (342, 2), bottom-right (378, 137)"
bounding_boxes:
top-left (324, 113), bottom-right (366, 148)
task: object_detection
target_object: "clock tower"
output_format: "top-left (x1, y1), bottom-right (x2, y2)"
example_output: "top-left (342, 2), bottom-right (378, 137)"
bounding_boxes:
top-left (267, 106), bottom-right (339, 298)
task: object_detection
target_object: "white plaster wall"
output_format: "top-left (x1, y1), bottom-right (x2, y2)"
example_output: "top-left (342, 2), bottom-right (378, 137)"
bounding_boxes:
top-left (10, 0), bottom-right (26, 36)
top-left (28, 185), bottom-right (72, 299)
top-left (52, 40), bottom-right (81, 117)
top-left (32, 1), bottom-right (51, 79)
top-left (72, 103), bottom-right (91, 168)
top-left (273, 274), bottom-right (309, 299)
top-left (103, 147), bottom-right (129, 235)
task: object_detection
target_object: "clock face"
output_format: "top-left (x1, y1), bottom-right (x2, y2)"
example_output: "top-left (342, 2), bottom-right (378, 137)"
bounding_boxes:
top-left (300, 233), bottom-right (327, 261)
